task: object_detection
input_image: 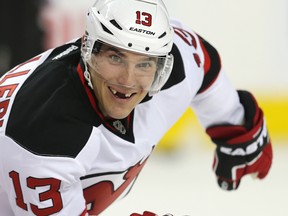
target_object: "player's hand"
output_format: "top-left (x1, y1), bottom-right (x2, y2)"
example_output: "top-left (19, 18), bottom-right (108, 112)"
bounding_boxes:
top-left (206, 90), bottom-right (273, 190)
top-left (130, 211), bottom-right (173, 216)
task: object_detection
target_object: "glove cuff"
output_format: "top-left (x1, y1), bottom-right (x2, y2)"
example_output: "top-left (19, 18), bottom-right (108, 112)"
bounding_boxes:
top-left (206, 90), bottom-right (270, 156)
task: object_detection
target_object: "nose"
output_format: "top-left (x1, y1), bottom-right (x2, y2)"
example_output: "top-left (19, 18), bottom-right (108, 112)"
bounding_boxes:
top-left (116, 64), bottom-right (137, 87)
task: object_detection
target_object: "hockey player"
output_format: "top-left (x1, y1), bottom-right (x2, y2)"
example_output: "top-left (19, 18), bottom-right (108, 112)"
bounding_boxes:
top-left (0, 0), bottom-right (272, 215)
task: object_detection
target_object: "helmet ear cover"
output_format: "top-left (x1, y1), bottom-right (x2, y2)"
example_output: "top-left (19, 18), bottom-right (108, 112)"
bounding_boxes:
top-left (91, 40), bottom-right (102, 55)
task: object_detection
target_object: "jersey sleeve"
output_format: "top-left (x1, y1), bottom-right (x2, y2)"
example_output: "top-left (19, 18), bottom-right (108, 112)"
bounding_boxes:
top-left (191, 36), bottom-right (244, 128)
top-left (191, 69), bottom-right (245, 128)
top-left (191, 37), bottom-right (245, 128)
top-left (170, 19), bottom-right (244, 129)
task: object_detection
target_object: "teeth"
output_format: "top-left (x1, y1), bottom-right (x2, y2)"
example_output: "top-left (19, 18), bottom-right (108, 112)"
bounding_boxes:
top-left (111, 89), bottom-right (117, 95)
top-left (110, 88), bottom-right (133, 98)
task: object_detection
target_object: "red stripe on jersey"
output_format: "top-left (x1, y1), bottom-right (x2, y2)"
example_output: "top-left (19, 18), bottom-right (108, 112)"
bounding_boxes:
top-left (198, 37), bottom-right (211, 75)
top-left (10, 55), bottom-right (42, 73)
top-left (80, 208), bottom-right (88, 216)
top-left (127, 114), bottom-right (131, 129)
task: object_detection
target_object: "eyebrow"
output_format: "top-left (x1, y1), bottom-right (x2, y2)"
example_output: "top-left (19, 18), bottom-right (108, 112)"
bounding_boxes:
top-left (105, 47), bottom-right (157, 62)
top-left (106, 47), bottom-right (125, 57)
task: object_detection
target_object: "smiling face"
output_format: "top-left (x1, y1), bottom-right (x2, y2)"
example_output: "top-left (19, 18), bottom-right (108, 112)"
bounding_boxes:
top-left (88, 44), bottom-right (158, 119)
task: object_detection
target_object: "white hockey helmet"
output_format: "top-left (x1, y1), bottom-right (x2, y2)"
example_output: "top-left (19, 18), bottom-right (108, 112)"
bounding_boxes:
top-left (81, 0), bottom-right (174, 95)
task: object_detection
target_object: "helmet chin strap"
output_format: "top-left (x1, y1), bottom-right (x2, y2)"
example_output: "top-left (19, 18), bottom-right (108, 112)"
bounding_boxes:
top-left (83, 60), bottom-right (94, 90)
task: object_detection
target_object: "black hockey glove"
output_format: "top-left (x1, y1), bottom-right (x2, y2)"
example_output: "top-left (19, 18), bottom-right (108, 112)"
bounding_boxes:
top-left (206, 90), bottom-right (273, 190)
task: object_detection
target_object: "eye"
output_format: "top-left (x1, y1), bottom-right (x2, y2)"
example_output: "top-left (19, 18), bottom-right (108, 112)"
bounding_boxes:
top-left (137, 62), bottom-right (152, 69)
top-left (109, 54), bottom-right (122, 64)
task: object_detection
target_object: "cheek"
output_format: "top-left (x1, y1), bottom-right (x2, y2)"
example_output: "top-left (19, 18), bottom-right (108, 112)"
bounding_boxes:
top-left (139, 75), bottom-right (155, 88)
top-left (90, 73), bottom-right (106, 100)
top-left (95, 63), bottom-right (121, 80)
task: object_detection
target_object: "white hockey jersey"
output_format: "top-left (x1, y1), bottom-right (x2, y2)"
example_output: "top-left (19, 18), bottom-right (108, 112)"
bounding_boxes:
top-left (0, 20), bottom-right (244, 216)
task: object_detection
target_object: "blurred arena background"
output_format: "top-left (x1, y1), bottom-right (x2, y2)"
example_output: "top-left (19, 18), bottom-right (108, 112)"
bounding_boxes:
top-left (0, 0), bottom-right (287, 215)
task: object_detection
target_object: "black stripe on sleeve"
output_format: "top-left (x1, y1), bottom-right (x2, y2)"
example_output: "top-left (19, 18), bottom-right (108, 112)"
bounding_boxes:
top-left (197, 37), bottom-right (222, 94)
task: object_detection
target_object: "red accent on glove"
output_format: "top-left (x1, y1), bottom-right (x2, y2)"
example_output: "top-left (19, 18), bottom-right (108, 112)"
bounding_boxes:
top-left (246, 142), bottom-right (273, 179)
top-left (130, 211), bottom-right (158, 216)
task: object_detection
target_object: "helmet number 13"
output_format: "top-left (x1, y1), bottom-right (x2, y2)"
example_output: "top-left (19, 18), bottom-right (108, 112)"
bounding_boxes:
top-left (135, 11), bottom-right (152, 27)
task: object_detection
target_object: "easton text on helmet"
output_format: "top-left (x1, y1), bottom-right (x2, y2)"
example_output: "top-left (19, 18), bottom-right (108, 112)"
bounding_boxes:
top-left (129, 27), bottom-right (156, 35)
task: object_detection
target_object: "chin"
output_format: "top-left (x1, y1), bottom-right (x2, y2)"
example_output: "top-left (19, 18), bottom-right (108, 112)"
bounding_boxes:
top-left (107, 110), bottom-right (131, 120)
